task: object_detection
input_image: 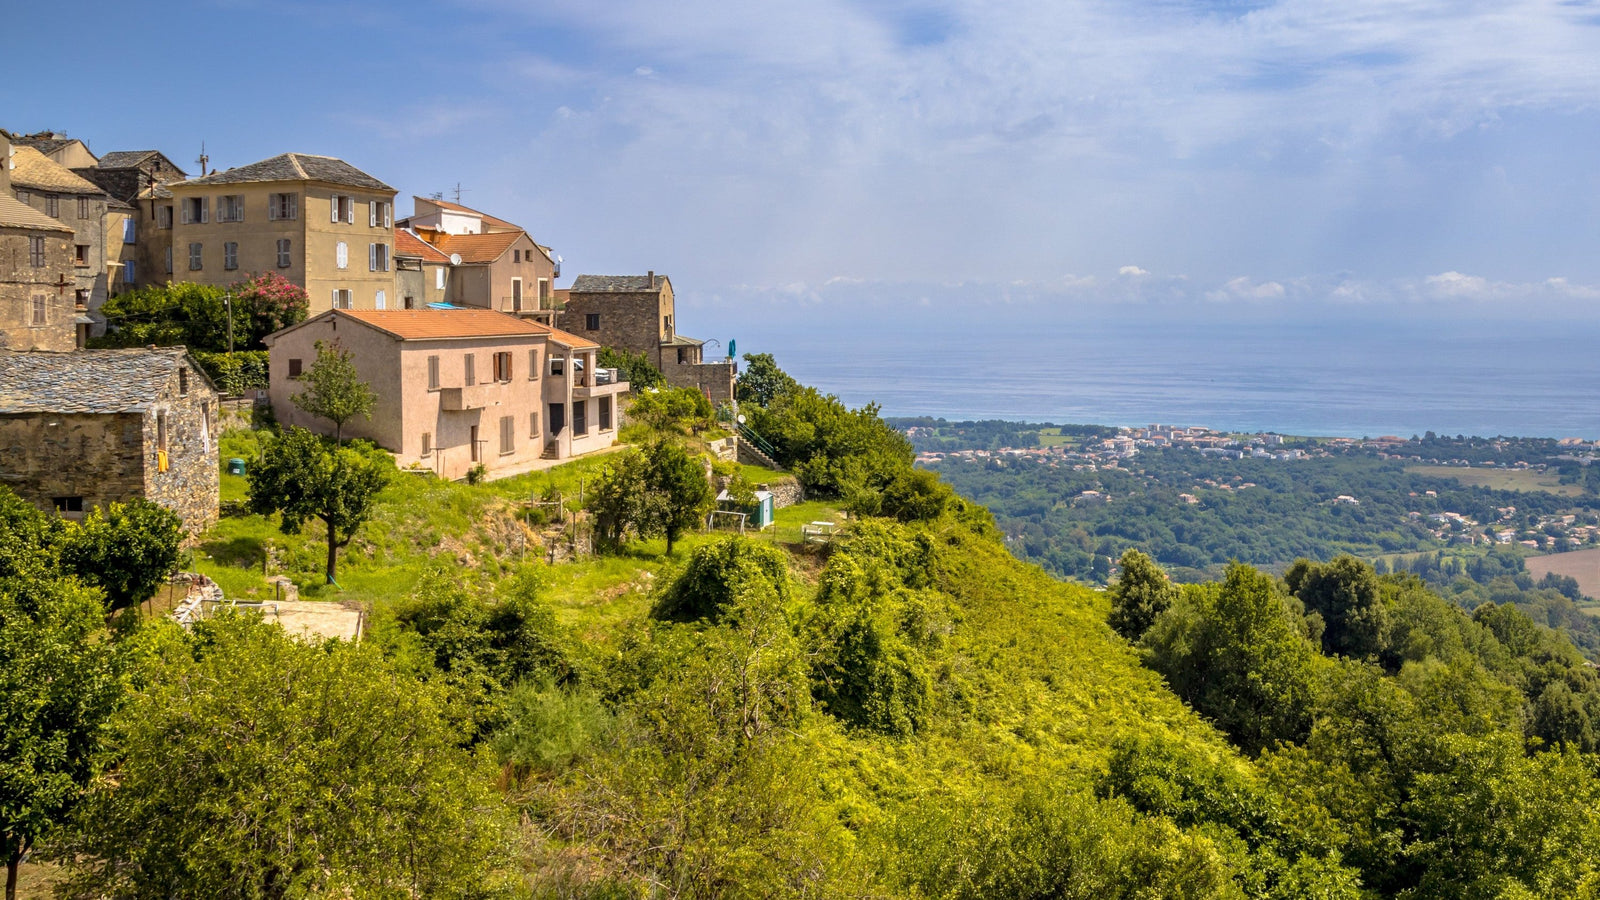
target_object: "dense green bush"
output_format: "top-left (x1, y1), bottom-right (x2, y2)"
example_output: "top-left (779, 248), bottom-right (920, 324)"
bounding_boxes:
top-left (191, 350), bottom-right (268, 395)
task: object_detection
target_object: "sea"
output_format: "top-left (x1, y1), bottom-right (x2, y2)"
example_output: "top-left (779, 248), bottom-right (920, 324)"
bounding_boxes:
top-left (707, 303), bottom-right (1600, 440)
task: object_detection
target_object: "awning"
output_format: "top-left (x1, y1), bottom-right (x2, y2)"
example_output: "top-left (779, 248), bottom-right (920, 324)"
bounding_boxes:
top-left (426, 302), bottom-right (464, 310)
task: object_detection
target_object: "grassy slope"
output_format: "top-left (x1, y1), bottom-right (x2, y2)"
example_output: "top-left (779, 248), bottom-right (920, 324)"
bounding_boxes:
top-left (1404, 463), bottom-right (1585, 496)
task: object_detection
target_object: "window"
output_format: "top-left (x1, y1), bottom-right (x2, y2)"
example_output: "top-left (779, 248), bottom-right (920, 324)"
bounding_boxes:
top-left (538, 278), bottom-right (549, 301)
top-left (14, 190), bottom-right (29, 204)
top-left (368, 200), bottom-right (390, 227)
top-left (664, 314), bottom-right (672, 333)
top-left (156, 411), bottom-right (168, 453)
top-left (585, 313), bottom-right (600, 331)
top-left (179, 367), bottom-right (189, 396)
top-left (223, 241), bottom-right (238, 270)
top-left (427, 355), bottom-right (440, 390)
top-left (28, 236), bottom-right (44, 267)
top-left (218, 194), bottom-right (244, 222)
top-left (181, 196), bottom-right (208, 224)
top-left (157, 205), bottom-right (173, 229)
top-left (549, 356), bottom-right (564, 377)
top-left (527, 349), bottom-right (538, 380)
top-left (336, 241), bottom-right (348, 269)
top-left (599, 397), bottom-right (613, 431)
top-left (573, 400), bottom-right (587, 435)
top-left (464, 354), bottom-right (476, 386)
top-left (374, 289), bottom-right (386, 309)
top-left (511, 278), bottom-right (522, 309)
top-left (493, 351), bottom-right (512, 382)
top-left (288, 358), bottom-right (303, 378)
top-left (276, 238), bottom-right (291, 268)
top-left (529, 412), bottom-right (539, 439)
top-left (74, 244), bottom-right (89, 266)
top-left (677, 347), bottom-right (687, 365)
top-left (30, 295), bottom-right (46, 325)
top-left (124, 261), bottom-right (136, 284)
top-left (332, 194), bottom-right (353, 224)
top-left (268, 192), bottom-right (298, 220)
top-left (499, 416), bottom-right (514, 454)
top-left (52, 497), bottom-right (84, 514)
top-left (78, 197), bottom-right (90, 219)
top-left (369, 242), bottom-right (389, 272)
top-left (435, 267), bottom-right (445, 290)
top-left (122, 218), bottom-right (136, 243)
top-left (75, 289), bottom-right (89, 308)
top-left (421, 432), bottom-right (432, 456)
top-left (44, 195), bottom-right (58, 218)
top-left (513, 249), bottom-right (520, 263)
top-left (188, 242), bottom-right (203, 270)
top-left (331, 289), bottom-right (352, 309)
top-left (404, 295), bottom-right (415, 309)
top-left (164, 246), bottom-right (173, 274)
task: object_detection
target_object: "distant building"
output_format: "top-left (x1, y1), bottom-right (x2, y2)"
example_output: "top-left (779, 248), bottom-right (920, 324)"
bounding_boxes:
top-left (0, 347), bottom-right (220, 531)
top-left (75, 150), bottom-right (188, 292)
top-left (0, 135), bottom-right (82, 351)
top-left (397, 197), bottom-right (560, 321)
top-left (7, 145), bottom-right (114, 328)
top-left (394, 227), bottom-right (453, 309)
top-left (264, 309), bottom-right (627, 480)
top-left (168, 153), bottom-right (397, 313)
top-left (561, 272), bottom-right (735, 404)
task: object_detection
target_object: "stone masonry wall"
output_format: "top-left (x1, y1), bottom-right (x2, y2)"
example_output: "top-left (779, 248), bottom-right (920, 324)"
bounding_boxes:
top-left (0, 228), bottom-right (76, 352)
top-left (141, 361), bottom-right (222, 532)
top-left (663, 358), bottom-right (735, 406)
top-left (558, 291), bottom-right (665, 364)
top-left (0, 412), bottom-right (147, 518)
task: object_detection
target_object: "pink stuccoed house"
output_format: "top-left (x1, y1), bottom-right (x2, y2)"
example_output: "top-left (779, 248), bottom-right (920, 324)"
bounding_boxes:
top-left (263, 309), bottom-right (626, 479)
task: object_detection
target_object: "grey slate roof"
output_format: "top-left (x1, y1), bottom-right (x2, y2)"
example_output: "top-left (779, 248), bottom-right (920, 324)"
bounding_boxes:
top-left (96, 150), bottom-right (186, 176)
top-left (0, 348), bottom-right (200, 413)
top-left (181, 152), bottom-right (394, 192)
top-left (569, 274), bottom-right (669, 293)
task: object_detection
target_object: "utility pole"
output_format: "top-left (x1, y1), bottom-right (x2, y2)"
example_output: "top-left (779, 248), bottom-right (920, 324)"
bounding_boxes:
top-left (225, 291), bottom-right (234, 354)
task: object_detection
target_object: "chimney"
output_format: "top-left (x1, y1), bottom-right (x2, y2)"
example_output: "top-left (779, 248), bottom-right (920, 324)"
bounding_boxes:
top-left (647, 270), bottom-right (655, 288)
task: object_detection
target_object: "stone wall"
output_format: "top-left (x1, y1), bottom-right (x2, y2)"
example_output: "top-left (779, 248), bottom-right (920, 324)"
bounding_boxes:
top-left (140, 359), bottom-right (222, 532)
top-left (760, 477), bottom-right (804, 509)
top-left (664, 358), bottom-right (735, 405)
top-left (558, 290), bottom-right (666, 363)
top-left (0, 411), bottom-right (146, 518)
top-left (0, 228), bottom-right (76, 351)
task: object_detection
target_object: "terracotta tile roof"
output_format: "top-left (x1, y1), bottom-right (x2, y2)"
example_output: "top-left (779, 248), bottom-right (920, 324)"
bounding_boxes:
top-left (393, 227), bottom-right (452, 263)
top-left (570, 274), bottom-right (669, 293)
top-left (9, 146), bottom-right (105, 195)
top-left (0, 193), bottom-right (73, 231)
top-left (416, 196), bottom-right (519, 230)
top-left (0, 348), bottom-right (211, 413)
top-left (182, 152), bottom-right (393, 192)
top-left (429, 230), bottom-right (522, 264)
top-left (543, 326), bottom-right (599, 349)
top-left (335, 309), bottom-right (552, 341)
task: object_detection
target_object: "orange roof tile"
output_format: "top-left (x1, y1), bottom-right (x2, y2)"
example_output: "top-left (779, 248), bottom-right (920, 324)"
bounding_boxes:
top-left (393, 227), bottom-right (452, 263)
top-left (337, 309), bottom-right (551, 341)
top-left (430, 230), bottom-right (524, 264)
top-left (418, 196), bottom-right (519, 230)
top-left (543, 325), bottom-right (599, 349)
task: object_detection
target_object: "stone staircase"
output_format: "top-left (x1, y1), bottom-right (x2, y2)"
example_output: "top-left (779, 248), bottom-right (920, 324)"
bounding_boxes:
top-left (736, 425), bottom-right (784, 471)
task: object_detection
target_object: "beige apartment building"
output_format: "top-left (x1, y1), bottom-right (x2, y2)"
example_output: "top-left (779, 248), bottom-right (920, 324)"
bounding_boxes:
top-left (168, 153), bottom-right (396, 313)
top-left (264, 309), bottom-right (626, 480)
top-left (397, 198), bottom-right (559, 323)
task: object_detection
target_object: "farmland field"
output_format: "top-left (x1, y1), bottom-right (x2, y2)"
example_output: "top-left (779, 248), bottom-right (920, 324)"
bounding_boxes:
top-left (1405, 464), bottom-right (1586, 497)
top-left (1527, 547), bottom-right (1600, 600)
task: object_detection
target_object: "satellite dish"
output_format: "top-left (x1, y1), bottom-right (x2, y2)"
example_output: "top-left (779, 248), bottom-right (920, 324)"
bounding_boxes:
top-left (737, 414), bottom-right (746, 424)
top-left (449, 253), bottom-right (462, 266)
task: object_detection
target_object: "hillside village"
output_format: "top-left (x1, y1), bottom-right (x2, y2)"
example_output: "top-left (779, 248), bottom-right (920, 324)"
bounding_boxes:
top-left (0, 128), bottom-right (762, 548)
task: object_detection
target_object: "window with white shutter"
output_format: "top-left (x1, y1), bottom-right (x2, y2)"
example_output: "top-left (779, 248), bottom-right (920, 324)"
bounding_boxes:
top-left (201, 197), bottom-right (210, 223)
top-left (336, 241), bottom-right (348, 269)
top-left (189, 242), bottom-right (203, 270)
top-left (368, 243), bottom-right (377, 271)
top-left (375, 289), bottom-right (386, 309)
top-left (331, 195), bottom-right (339, 223)
top-left (164, 247), bottom-right (173, 273)
top-left (276, 239), bottom-right (291, 268)
top-left (369, 201), bottom-right (378, 227)
top-left (435, 267), bottom-right (445, 290)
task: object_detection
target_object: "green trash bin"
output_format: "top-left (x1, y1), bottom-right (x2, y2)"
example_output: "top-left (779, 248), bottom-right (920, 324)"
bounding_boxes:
top-left (228, 458), bottom-right (246, 476)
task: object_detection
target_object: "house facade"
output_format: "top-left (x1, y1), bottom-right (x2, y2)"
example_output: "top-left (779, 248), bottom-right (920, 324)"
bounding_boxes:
top-left (8, 146), bottom-right (113, 329)
top-left (75, 150), bottom-right (188, 291)
top-left (397, 198), bottom-right (559, 323)
top-left (264, 309), bottom-right (626, 481)
top-left (0, 142), bottom-right (81, 351)
top-left (168, 153), bottom-right (397, 313)
top-left (0, 348), bottom-right (221, 531)
top-left (561, 272), bottom-right (736, 403)
top-left (394, 227), bottom-right (453, 309)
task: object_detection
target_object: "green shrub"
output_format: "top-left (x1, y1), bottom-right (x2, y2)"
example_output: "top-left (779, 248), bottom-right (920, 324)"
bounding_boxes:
top-left (192, 350), bottom-right (268, 395)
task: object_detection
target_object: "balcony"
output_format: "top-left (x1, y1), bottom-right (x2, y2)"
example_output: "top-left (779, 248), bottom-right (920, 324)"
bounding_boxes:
top-left (573, 367), bottom-right (628, 399)
top-left (438, 382), bottom-right (501, 411)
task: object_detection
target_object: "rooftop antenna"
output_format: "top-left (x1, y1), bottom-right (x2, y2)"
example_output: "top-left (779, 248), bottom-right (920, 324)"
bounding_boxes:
top-left (428, 191), bottom-right (444, 201)
top-left (196, 141), bottom-right (209, 176)
top-left (451, 182), bottom-right (467, 204)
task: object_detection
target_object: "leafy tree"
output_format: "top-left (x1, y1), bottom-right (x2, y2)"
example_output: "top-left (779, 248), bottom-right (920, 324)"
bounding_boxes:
top-left (291, 340), bottom-right (376, 443)
top-left (598, 346), bottom-right (664, 390)
top-left (247, 427), bottom-right (390, 583)
top-left (589, 441), bottom-right (714, 555)
top-left (746, 385), bottom-right (914, 497)
top-left (90, 274), bottom-right (307, 353)
top-left (0, 561), bottom-right (120, 900)
top-left (735, 351), bottom-right (799, 407)
top-left (627, 385), bottom-right (712, 435)
top-left (652, 536), bottom-right (792, 623)
top-left (1107, 549), bottom-right (1178, 641)
top-left (58, 498), bottom-right (182, 611)
top-left (57, 615), bottom-right (506, 898)
top-left (1285, 555), bottom-right (1389, 661)
top-left (228, 271), bottom-right (310, 347)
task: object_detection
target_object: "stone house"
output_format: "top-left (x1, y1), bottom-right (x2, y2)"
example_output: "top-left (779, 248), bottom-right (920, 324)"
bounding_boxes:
top-left (168, 153), bottom-right (397, 313)
top-left (396, 198), bottom-right (560, 324)
top-left (0, 347), bottom-right (221, 531)
top-left (7, 132), bottom-right (98, 169)
top-left (394, 227), bottom-right (453, 309)
top-left (75, 150), bottom-right (188, 291)
top-left (561, 273), bottom-right (736, 403)
top-left (0, 137), bottom-right (81, 351)
top-left (264, 309), bottom-right (626, 481)
top-left (8, 146), bottom-right (113, 330)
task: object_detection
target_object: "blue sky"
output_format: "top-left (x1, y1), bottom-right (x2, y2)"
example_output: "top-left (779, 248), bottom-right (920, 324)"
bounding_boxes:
top-left (8, 0), bottom-right (1600, 322)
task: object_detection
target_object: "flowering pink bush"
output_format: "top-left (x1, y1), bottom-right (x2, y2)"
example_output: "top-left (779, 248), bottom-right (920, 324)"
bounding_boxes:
top-left (228, 272), bottom-right (310, 347)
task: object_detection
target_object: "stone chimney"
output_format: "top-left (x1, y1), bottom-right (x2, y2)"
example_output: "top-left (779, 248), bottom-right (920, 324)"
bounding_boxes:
top-left (647, 270), bottom-right (655, 289)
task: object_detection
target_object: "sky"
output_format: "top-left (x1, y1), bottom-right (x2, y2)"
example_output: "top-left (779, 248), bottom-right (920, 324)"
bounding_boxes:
top-left (7, 0), bottom-right (1600, 329)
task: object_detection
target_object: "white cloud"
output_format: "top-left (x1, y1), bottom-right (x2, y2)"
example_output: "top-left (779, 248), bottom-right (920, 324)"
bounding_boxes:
top-left (1119, 265), bottom-right (1150, 276)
